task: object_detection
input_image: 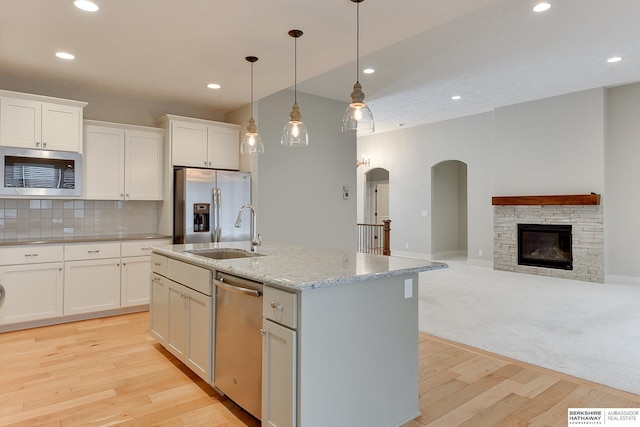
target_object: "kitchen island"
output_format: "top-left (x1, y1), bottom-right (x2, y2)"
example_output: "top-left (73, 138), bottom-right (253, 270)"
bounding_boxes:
top-left (150, 241), bottom-right (446, 427)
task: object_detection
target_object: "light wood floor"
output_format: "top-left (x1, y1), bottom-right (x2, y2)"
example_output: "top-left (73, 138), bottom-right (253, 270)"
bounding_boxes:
top-left (1, 312), bottom-right (638, 427)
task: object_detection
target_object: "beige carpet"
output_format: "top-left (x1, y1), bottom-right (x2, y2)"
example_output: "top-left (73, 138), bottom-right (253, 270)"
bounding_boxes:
top-left (417, 258), bottom-right (640, 395)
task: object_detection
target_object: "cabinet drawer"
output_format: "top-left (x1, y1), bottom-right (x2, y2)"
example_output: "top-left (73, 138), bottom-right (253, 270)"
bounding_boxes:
top-left (122, 239), bottom-right (171, 257)
top-left (0, 245), bottom-right (64, 266)
top-left (263, 286), bottom-right (297, 329)
top-left (64, 242), bottom-right (121, 261)
top-left (167, 258), bottom-right (212, 296)
top-left (150, 253), bottom-right (168, 276)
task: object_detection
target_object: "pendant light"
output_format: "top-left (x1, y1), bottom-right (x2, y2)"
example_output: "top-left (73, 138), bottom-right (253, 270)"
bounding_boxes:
top-left (342, 0), bottom-right (375, 135)
top-left (240, 56), bottom-right (264, 154)
top-left (281, 29), bottom-right (309, 147)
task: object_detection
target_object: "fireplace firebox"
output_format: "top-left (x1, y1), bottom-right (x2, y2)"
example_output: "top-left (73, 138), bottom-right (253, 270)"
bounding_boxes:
top-left (517, 224), bottom-right (572, 270)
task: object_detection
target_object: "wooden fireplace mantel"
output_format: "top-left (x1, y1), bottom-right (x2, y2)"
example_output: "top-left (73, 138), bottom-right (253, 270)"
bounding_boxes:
top-left (492, 194), bottom-right (601, 206)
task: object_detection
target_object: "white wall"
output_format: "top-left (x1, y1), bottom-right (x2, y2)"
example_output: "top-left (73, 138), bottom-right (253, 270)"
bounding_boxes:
top-left (605, 83), bottom-right (640, 283)
top-left (357, 111), bottom-right (494, 263)
top-left (494, 88), bottom-right (605, 195)
top-left (228, 89), bottom-right (357, 251)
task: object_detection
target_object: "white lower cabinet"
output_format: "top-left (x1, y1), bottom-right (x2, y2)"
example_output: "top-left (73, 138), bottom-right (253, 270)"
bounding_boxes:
top-left (150, 256), bottom-right (213, 383)
top-left (150, 273), bottom-right (169, 343)
top-left (64, 258), bottom-right (121, 315)
top-left (0, 262), bottom-right (64, 325)
top-left (262, 319), bottom-right (297, 427)
top-left (121, 256), bottom-right (151, 307)
top-left (262, 285), bottom-right (298, 427)
top-left (0, 239), bottom-right (170, 330)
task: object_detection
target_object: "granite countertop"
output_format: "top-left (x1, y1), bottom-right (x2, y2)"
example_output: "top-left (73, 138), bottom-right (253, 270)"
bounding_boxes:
top-left (0, 233), bottom-right (172, 247)
top-left (152, 241), bottom-right (447, 291)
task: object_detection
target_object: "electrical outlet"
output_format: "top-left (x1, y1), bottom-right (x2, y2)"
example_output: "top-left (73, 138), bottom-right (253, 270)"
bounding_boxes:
top-left (479, 249), bottom-right (483, 257)
top-left (405, 243), bottom-right (409, 249)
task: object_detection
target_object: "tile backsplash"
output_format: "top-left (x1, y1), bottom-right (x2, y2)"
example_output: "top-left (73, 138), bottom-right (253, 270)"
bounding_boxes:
top-left (0, 199), bottom-right (160, 240)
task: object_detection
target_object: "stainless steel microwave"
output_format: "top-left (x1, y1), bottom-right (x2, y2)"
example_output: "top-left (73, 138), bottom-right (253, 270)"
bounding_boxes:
top-left (0, 147), bottom-right (82, 198)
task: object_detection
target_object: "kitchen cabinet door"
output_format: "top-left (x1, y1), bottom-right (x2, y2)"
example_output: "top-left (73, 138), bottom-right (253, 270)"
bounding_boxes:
top-left (167, 281), bottom-right (188, 359)
top-left (40, 102), bottom-right (83, 152)
top-left (185, 284), bottom-right (213, 383)
top-left (64, 258), bottom-right (121, 315)
top-left (207, 125), bottom-right (239, 170)
top-left (262, 319), bottom-right (297, 427)
top-left (171, 121), bottom-right (209, 168)
top-left (121, 255), bottom-right (151, 307)
top-left (125, 129), bottom-right (163, 200)
top-left (150, 273), bottom-right (169, 343)
top-left (0, 263), bottom-right (64, 325)
top-left (83, 124), bottom-right (125, 200)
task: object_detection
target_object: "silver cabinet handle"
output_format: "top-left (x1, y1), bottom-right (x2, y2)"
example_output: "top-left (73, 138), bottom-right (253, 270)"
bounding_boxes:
top-left (0, 283), bottom-right (5, 307)
top-left (260, 328), bottom-right (267, 335)
top-left (24, 253), bottom-right (39, 257)
top-left (87, 250), bottom-right (100, 254)
top-left (141, 247), bottom-right (152, 251)
top-left (270, 302), bottom-right (284, 310)
top-left (43, 141), bottom-right (47, 148)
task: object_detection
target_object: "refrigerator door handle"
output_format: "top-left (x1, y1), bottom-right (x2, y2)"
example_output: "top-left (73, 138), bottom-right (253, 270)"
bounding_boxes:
top-left (216, 188), bottom-right (222, 241)
top-left (212, 188), bottom-right (218, 242)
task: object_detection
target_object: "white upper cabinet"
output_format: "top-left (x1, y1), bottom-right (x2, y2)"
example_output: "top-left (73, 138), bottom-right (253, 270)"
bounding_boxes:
top-left (157, 115), bottom-right (240, 170)
top-left (84, 121), bottom-right (163, 200)
top-left (0, 90), bottom-right (86, 153)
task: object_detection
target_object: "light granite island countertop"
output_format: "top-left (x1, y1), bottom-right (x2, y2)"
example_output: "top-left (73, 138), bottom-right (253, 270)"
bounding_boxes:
top-left (150, 241), bottom-right (447, 427)
top-left (151, 240), bottom-right (447, 291)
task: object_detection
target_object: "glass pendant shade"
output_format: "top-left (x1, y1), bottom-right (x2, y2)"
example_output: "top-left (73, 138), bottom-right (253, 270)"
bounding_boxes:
top-left (281, 103), bottom-right (309, 146)
top-left (281, 29), bottom-right (309, 147)
top-left (240, 56), bottom-right (264, 155)
top-left (342, 83), bottom-right (374, 134)
top-left (241, 117), bottom-right (264, 154)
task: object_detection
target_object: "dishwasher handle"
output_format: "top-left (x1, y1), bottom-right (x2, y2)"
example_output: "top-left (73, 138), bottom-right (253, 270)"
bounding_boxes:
top-left (0, 283), bottom-right (5, 307)
top-left (214, 278), bottom-right (262, 298)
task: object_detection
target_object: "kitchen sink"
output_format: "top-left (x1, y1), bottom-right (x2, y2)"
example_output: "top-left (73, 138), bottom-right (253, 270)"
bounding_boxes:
top-left (184, 248), bottom-right (265, 260)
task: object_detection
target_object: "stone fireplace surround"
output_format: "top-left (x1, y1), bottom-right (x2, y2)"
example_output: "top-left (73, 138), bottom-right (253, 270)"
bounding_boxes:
top-left (493, 195), bottom-right (604, 283)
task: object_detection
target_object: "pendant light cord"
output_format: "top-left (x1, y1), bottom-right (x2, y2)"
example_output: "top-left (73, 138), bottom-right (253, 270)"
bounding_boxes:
top-left (294, 36), bottom-right (298, 105)
top-left (250, 62), bottom-right (254, 117)
top-left (356, 0), bottom-right (360, 84)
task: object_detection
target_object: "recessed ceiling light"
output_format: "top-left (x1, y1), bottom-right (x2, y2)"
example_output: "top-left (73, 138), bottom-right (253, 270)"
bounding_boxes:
top-left (207, 83), bottom-right (221, 89)
top-left (533, 2), bottom-right (551, 13)
top-left (451, 95), bottom-right (462, 100)
top-left (607, 56), bottom-right (623, 63)
top-left (363, 68), bottom-right (375, 74)
top-left (74, 0), bottom-right (99, 12)
top-left (55, 52), bottom-right (75, 60)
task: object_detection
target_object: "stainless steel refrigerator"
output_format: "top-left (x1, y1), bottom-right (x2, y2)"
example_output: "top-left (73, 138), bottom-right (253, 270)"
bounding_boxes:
top-left (174, 168), bottom-right (251, 244)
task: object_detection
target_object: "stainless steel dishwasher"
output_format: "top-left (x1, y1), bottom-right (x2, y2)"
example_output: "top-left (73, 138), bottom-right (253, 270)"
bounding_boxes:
top-left (213, 272), bottom-right (263, 420)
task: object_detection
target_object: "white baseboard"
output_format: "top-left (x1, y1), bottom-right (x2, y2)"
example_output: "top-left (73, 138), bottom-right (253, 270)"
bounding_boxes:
top-left (391, 250), bottom-right (432, 260)
top-left (467, 258), bottom-right (493, 268)
top-left (605, 274), bottom-right (640, 286)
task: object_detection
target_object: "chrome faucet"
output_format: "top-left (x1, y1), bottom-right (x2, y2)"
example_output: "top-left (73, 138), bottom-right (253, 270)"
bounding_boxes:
top-left (235, 204), bottom-right (261, 252)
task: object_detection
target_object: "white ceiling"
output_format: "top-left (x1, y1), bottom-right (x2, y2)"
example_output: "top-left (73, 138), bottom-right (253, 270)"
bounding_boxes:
top-left (1, 0), bottom-right (639, 133)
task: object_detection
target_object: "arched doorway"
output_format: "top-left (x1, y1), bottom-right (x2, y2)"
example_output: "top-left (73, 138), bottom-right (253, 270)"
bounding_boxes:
top-left (365, 168), bottom-right (389, 225)
top-left (431, 160), bottom-right (468, 259)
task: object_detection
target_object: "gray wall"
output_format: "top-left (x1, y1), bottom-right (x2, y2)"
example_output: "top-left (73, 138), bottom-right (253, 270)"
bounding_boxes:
top-left (358, 84), bottom-right (640, 284)
top-left (228, 89), bottom-right (357, 251)
top-left (605, 83), bottom-right (640, 282)
top-left (0, 72), bottom-right (225, 127)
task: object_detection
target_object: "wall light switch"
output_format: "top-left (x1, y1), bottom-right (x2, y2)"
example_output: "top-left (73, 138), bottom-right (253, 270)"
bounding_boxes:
top-left (404, 278), bottom-right (413, 299)
top-left (421, 211), bottom-right (428, 217)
